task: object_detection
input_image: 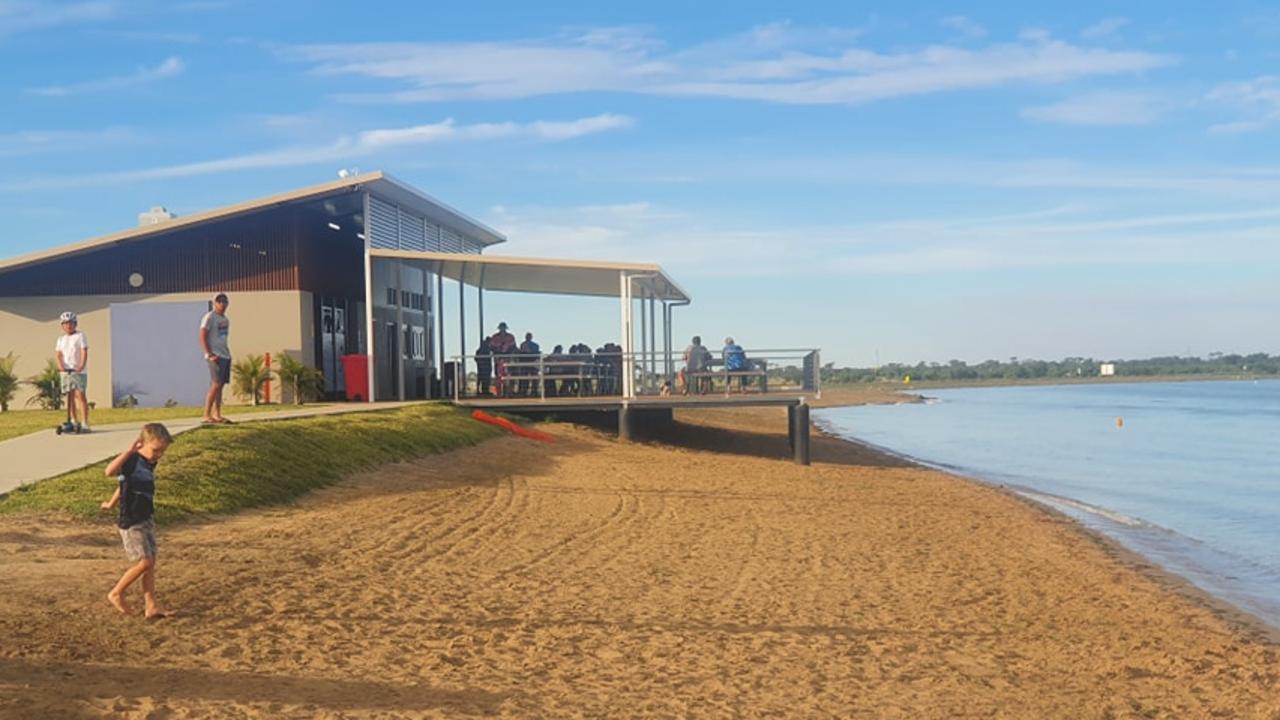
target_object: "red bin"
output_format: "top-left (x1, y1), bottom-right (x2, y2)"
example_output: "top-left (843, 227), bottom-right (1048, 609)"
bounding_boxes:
top-left (340, 354), bottom-right (370, 402)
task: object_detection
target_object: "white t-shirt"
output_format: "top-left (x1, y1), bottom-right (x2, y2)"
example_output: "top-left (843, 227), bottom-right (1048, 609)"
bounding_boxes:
top-left (200, 311), bottom-right (231, 358)
top-left (56, 331), bottom-right (89, 371)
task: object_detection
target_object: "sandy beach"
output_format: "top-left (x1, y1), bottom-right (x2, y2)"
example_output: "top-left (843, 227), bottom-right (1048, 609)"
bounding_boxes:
top-left (1, 398), bottom-right (1277, 718)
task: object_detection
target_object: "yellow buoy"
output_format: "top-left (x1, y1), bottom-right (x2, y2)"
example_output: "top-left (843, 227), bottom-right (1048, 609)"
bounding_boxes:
top-left (1116, 417), bottom-right (1124, 429)
top-left (903, 375), bottom-right (911, 384)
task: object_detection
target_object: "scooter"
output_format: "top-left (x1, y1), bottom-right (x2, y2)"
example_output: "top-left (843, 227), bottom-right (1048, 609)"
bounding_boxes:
top-left (53, 371), bottom-right (82, 435)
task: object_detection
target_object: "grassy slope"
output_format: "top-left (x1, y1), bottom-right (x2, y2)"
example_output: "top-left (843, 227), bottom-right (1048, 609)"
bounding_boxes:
top-left (0, 404), bottom-right (326, 443)
top-left (0, 405), bottom-right (501, 523)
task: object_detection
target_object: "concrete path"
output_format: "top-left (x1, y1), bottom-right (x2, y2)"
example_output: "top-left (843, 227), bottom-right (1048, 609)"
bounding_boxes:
top-left (0, 402), bottom-right (421, 496)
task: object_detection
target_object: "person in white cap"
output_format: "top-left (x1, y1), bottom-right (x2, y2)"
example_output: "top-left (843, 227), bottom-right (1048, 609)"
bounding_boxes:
top-left (55, 311), bottom-right (90, 431)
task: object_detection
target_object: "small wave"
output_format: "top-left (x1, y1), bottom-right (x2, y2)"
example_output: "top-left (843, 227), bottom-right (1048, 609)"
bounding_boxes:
top-left (1014, 488), bottom-right (1145, 528)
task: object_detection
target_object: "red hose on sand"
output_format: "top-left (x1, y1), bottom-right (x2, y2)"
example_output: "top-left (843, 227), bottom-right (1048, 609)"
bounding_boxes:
top-left (471, 410), bottom-right (556, 443)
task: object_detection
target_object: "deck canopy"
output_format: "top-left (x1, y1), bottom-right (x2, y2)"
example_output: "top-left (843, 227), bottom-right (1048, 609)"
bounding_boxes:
top-left (368, 249), bottom-right (690, 302)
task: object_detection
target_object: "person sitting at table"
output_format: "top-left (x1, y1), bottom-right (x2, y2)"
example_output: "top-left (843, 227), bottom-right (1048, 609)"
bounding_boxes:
top-left (595, 342), bottom-right (621, 395)
top-left (489, 322), bottom-right (517, 396)
top-left (475, 336), bottom-right (493, 396)
top-left (517, 332), bottom-right (541, 396)
top-left (542, 344), bottom-right (565, 396)
top-left (680, 335), bottom-right (713, 395)
top-left (723, 336), bottom-right (748, 392)
top-left (569, 342), bottom-right (593, 396)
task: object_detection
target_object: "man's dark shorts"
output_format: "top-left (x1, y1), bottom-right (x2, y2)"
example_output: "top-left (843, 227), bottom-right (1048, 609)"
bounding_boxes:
top-left (209, 356), bottom-right (231, 385)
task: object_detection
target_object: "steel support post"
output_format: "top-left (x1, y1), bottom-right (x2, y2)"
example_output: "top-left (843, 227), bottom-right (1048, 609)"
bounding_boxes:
top-left (793, 403), bottom-right (811, 465)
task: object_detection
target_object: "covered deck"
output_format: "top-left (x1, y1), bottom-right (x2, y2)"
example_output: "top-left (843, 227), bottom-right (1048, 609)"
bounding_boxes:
top-left (367, 249), bottom-right (821, 463)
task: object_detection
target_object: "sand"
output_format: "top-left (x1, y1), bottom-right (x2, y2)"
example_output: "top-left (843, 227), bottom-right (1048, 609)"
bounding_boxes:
top-left (1, 400), bottom-right (1277, 718)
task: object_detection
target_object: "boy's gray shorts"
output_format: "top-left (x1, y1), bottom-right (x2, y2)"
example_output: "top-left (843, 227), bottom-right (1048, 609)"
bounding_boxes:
top-left (60, 372), bottom-right (88, 395)
top-left (119, 519), bottom-right (158, 561)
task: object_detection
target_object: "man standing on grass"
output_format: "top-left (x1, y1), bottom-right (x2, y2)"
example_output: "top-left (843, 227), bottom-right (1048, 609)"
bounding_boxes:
top-left (199, 293), bottom-right (232, 424)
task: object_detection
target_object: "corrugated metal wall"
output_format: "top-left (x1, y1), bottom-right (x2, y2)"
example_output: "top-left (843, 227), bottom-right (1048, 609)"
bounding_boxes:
top-left (0, 208), bottom-right (303, 297)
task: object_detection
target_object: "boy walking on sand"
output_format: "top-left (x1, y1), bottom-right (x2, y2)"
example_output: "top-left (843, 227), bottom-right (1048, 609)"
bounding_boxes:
top-left (101, 423), bottom-right (175, 620)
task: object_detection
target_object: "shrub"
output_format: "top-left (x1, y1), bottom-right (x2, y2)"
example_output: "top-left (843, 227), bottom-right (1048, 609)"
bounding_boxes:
top-left (275, 353), bottom-right (325, 405)
top-left (231, 354), bottom-right (273, 406)
top-left (25, 360), bottom-right (63, 410)
top-left (0, 353), bottom-right (18, 412)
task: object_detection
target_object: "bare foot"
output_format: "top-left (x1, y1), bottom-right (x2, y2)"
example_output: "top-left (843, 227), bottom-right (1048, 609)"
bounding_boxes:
top-left (144, 606), bottom-right (175, 621)
top-left (107, 591), bottom-right (131, 615)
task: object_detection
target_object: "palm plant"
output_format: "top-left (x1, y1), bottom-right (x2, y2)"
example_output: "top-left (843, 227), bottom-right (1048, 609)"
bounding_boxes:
top-left (0, 352), bottom-right (18, 412)
top-left (275, 353), bottom-right (325, 405)
top-left (25, 360), bottom-right (63, 410)
top-left (231, 354), bottom-right (274, 406)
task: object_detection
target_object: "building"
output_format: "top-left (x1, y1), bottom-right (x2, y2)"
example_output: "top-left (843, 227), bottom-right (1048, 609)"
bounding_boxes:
top-left (1100, 363), bottom-right (1116, 376)
top-left (0, 172), bottom-right (506, 408)
top-left (1, 171), bottom-right (824, 462)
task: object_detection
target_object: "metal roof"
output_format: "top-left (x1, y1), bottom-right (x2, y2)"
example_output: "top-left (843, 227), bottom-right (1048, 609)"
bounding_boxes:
top-left (370, 249), bottom-right (691, 303)
top-left (0, 171), bottom-right (506, 276)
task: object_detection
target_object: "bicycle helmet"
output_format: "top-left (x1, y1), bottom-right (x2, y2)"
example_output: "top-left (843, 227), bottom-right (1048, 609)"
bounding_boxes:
top-left (59, 311), bottom-right (77, 324)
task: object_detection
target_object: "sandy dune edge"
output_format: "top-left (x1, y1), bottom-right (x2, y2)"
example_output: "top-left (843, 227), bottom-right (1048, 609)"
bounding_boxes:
top-left (0, 406), bottom-right (1276, 718)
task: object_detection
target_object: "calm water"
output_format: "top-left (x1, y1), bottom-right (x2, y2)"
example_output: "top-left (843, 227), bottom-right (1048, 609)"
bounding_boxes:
top-left (816, 380), bottom-right (1280, 629)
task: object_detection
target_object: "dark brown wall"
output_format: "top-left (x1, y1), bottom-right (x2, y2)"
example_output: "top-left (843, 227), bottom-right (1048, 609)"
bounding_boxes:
top-left (0, 204), bottom-right (364, 299)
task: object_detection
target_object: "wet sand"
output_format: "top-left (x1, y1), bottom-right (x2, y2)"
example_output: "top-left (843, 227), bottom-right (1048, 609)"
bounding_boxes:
top-left (0, 400), bottom-right (1276, 718)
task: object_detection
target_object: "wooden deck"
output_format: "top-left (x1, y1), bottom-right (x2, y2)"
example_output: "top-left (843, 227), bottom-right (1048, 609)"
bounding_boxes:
top-left (453, 393), bottom-right (811, 412)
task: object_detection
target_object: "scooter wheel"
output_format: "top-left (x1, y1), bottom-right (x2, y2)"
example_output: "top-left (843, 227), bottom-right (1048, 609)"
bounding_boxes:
top-left (55, 426), bottom-right (63, 435)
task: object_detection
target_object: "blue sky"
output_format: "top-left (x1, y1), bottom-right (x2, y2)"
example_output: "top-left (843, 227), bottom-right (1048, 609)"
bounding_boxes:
top-left (2, 1), bottom-right (1278, 366)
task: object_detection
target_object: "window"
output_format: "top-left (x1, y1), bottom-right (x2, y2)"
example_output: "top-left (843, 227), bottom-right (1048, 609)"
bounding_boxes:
top-left (386, 288), bottom-right (396, 306)
top-left (401, 290), bottom-right (411, 307)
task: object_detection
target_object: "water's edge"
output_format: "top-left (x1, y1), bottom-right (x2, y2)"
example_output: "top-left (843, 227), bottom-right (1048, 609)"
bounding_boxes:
top-left (812, 412), bottom-right (1280, 638)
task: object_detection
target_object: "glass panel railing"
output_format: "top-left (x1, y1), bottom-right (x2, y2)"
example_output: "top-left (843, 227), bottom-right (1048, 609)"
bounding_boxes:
top-left (448, 348), bottom-right (820, 401)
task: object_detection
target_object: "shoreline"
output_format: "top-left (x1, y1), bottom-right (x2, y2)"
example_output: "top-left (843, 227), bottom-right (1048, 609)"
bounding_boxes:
top-left (807, 412), bottom-right (1280, 644)
top-left (808, 386), bottom-right (1280, 643)
top-left (822, 372), bottom-right (1276, 396)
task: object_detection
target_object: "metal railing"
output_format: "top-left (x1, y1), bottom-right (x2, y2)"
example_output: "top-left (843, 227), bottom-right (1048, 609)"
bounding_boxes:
top-left (447, 348), bottom-right (820, 401)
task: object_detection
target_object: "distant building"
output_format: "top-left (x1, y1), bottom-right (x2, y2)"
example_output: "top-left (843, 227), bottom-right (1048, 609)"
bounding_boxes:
top-left (1100, 363), bottom-right (1116, 376)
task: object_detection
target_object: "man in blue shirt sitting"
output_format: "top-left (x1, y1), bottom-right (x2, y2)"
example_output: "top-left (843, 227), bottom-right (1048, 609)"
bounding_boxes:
top-left (723, 337), bottom-right (748, 391)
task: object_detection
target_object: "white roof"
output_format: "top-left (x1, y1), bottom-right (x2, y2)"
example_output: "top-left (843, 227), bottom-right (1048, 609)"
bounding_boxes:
top-left (0, 171), bottom-right (506, 275)
top-left (370, 249), bottom-right (691, 303)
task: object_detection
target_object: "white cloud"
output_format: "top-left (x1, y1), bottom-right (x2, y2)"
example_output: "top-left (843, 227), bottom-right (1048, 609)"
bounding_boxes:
top-left (940, 16), bottom-right (986, 39)
top-left (28, 56), bottom-right (185, 96)
top-left (1204, 76), bottom-right (1280, 133)
top-left (3, 114), bottom-right (633, 189)
top-left (1081, 17), bottom-right (1129, 40)
top-left (0, 127), bottom-right (135, 157)
top-left (485, 201), bottom-right (1280, 278)
top-left (1021, 92), bottom-right (1161, 126)
top-left (0, 1), bottom-right (117, 37)
top-left (285, 25), bottom-right (1174, 106)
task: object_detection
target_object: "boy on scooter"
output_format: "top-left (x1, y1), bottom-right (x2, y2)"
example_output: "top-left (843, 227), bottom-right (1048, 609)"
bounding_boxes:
top-left (55, 310), bottom-right (90, 433)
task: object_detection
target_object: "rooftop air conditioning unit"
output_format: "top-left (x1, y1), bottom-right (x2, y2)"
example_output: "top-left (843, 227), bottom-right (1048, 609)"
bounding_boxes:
top-left (138, 206), bottom-right (177, 226)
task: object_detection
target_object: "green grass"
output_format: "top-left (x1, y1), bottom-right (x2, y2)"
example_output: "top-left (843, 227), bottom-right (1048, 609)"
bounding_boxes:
top-left (0, 403), bottom-right (325, 443)
top-left (0, 404), bottom-right (502, 524)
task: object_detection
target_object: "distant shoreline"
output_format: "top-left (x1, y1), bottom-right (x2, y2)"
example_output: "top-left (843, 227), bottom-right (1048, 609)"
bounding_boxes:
top-left (820, 373), bottom-right (1273, 401)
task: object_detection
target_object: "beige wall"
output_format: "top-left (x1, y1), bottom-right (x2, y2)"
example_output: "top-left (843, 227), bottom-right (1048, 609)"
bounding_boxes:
top-left (0, 291), bottom-right (313, 410)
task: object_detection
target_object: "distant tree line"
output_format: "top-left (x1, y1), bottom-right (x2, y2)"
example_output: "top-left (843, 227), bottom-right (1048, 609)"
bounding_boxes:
top-left (808, 352), bottom-right (1280, 384)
